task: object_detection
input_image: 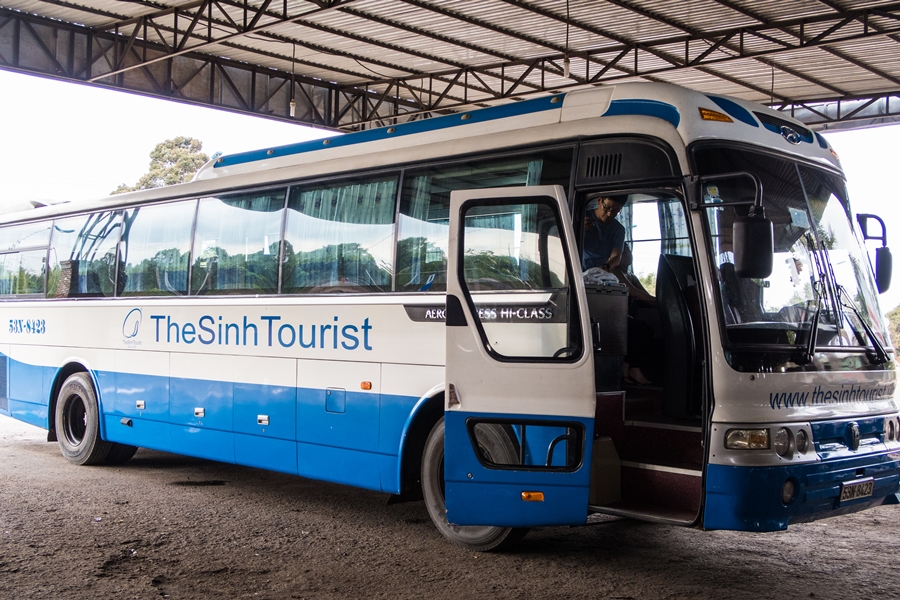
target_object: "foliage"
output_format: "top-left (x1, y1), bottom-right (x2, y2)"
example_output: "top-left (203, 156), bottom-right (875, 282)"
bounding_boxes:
top-left (112, 137), bottom-right (209, 194)
top-left (395, 236), bottom-right (447, 291)
top-left (462, 249), bottom-right (563, 290)
top-left (639, 271), bottom-right (657, 295)
top-left (887, 304), bottom-right (900, 344)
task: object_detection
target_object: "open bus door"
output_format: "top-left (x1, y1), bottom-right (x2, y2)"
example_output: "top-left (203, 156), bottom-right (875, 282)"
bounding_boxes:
top-left (443, 185), bottom-right (597, 527)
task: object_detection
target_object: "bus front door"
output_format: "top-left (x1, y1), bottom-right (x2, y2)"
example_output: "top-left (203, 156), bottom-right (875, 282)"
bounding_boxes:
top-left (444, 185), bottom-right (597, 527)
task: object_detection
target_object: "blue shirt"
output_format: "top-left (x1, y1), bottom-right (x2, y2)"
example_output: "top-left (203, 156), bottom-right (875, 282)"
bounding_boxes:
top-left (582, 215), bottom-right (625, 270)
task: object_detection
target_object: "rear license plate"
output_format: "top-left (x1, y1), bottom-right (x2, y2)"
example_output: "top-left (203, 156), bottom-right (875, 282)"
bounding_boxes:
top-left (839, 478), bottom-right (874, 503)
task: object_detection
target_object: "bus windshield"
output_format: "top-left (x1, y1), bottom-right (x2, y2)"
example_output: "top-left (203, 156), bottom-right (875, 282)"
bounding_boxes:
top-left (694, 145), bottom-right (889, 371)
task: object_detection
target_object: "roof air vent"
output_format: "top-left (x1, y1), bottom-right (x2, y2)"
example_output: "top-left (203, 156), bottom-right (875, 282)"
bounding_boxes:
top-left (586, 153), bottom-right (623, 179)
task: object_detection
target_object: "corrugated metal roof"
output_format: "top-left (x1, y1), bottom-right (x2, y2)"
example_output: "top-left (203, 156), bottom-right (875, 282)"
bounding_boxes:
top-left (0, 0), bottom-right (898, 131)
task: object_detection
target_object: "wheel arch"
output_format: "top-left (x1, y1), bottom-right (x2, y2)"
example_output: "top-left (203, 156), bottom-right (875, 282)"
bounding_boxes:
top-left (395, 385), bottom-right (445, 497)
top-left (47, 361), bottom-right (98, 441)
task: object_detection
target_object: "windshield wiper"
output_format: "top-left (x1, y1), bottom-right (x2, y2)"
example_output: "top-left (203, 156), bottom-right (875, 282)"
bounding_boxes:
top-left (837, 285), bottom-right (889, 364)
top-left (797, 299), bottom-right (821, 366)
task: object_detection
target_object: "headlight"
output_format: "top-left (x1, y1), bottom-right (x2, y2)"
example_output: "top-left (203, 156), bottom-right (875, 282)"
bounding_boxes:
top-left (887, 419), bottom-right (896, 442)
top-left (773, 427), bottom-right (792, 457)
top-left (795, 429), bottom-right (809, 454)
top-left (725, 428), bottom-right (769, 450)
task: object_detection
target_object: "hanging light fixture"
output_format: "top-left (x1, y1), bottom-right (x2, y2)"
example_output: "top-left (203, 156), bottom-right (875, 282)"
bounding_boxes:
top-left (563, 0), bottom-right (571, 79)
top-left (289, 43), bottom-right (297, 118)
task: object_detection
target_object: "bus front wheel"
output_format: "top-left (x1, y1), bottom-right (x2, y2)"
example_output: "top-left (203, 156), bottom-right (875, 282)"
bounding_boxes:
top-left (55, 373), bottom-right (111, 466)
top-left (421, 417), bottom-right (527, 551)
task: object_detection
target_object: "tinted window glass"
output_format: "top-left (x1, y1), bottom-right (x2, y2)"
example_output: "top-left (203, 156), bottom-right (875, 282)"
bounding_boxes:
top-left (397, 149), bottom-right (573, 292)
top-left (0, 250), bottom-right (45, 295)
top-left (121, 201), bottom-right (196, 296)
top-left (597, 194), bottom-right (689, 296)
top-left (282, 176), bottom-right (397, 293)
top-left (459, 199), bottom-right (578, 360)
top-left (47, 212), bottom-right (123, 298)
top-left (0, 222), bottom-right (52, 296)
top-left (191, 190), bottom-right (286, 295)
top-left (0, 222), bottom-right (51, 251)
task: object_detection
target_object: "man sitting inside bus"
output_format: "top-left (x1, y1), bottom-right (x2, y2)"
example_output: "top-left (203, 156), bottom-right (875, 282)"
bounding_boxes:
top-left (582, 195), bottom-right (627, 273)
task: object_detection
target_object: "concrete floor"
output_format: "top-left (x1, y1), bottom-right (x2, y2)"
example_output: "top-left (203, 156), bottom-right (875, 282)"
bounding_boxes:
top-left (1, 415), bottom-right (898, 600)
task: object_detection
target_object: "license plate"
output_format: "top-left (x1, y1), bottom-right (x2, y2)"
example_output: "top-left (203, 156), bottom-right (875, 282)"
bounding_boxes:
top-left (839, 478), bottom-right (874, 502)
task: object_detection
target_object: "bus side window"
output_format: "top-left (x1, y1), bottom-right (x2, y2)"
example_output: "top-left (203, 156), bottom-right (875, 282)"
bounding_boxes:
top-left (191, 190), bottom-right (286, 295)
top-left (120, 201), bottom-right (196, 296)
top-left (47, 211), bottom-right (122, 298)
top-left (395, 148), bottom-right (573, 292)
top-left (282, 176), bottom-right (397, 294)
top-left (0, 221), bottom-right (51, 297)
top-left (621, 195), bottom-right (690, 296)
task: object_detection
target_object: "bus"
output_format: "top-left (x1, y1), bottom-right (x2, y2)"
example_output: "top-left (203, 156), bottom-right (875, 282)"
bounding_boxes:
top-left (0, 82), bottom-right (897, 551)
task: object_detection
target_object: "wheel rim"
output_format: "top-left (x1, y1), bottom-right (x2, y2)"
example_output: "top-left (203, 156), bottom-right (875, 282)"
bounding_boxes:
top-left (62, 394), bottom-right (87, 446)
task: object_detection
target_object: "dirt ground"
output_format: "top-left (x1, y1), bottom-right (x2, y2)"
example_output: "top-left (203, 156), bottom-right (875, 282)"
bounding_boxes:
top-left (1, 416), bottom-right (898, 600)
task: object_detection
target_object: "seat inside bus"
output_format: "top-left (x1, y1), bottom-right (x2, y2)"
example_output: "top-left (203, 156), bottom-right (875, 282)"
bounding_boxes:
top-left (656, 254), bottom-right (701, 420)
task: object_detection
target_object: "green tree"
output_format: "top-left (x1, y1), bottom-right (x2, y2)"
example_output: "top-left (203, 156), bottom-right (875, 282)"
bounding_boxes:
top-left (112, 137), bottom-right (209, 194)
top-left (887, 304), bottom-right (900, 343)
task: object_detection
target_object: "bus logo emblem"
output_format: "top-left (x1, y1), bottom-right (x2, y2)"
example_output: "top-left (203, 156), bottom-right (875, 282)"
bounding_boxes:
top-left (780, 125), bottom-right (802, 145)
top-left (123, 308), bottom-right (142, 339)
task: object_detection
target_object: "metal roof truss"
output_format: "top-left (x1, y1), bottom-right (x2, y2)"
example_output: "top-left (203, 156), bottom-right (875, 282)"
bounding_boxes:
top-left (0, 0), bottom-right (899, 131)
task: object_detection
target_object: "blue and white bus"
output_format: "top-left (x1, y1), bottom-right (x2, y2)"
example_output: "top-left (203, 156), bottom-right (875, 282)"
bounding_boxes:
top-left (1, 82), bottom-right (897, 551)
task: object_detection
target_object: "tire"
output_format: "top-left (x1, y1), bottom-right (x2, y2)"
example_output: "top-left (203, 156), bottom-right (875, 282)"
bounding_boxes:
top-left (104, 442), bottom-right (138, 465)
top-left (421, 417), bottom-right (528, 551)
top-left (55, 372), bottom-right (111, 465)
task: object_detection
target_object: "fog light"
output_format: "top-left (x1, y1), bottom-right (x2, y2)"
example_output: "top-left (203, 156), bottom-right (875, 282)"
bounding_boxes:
top-left (725, 428), bottom-right (769, 450)
top-left (781, 479), bottom-right (796, 504)
top-left (796, 429), bottom-right (809, 454)
top-left (773, 427), bottom-right (792, 457)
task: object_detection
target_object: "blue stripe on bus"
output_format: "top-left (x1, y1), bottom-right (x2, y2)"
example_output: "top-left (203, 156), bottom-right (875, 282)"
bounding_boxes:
top-left (9, 360), bottom-right (45, 405)
top-left (7, 398), bottom-right (48, 429)
top-left (705, 95), bottom-right (758, 127)
top-left (0, 350), bottom-right (421, 493)
top-left (443, 410), bottom-right (593, 527)
top-left (214, 94), bottom-right (566, 169)
top-left (602, 99), bottom-right (680, 128)
top-left (705, 453), bottom-right (900, 531)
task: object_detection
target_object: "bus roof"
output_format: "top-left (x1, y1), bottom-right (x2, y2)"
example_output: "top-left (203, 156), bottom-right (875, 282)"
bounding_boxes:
top-left (197, 81), bottom-right (840, 181)
top-left (0, 82), bottom-right (840, 224)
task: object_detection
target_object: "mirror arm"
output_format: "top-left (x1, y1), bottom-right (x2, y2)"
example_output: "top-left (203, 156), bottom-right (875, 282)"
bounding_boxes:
top-left (857, 213), bottom-right (888, 247)
top-left (694, 171), bottom-right (764, 210)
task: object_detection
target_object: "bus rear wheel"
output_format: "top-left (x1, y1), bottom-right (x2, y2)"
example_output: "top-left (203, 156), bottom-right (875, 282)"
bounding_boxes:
top-left (55, 373), bottom-right (111, 465)
top-left (421, 417), bottom-right (527, 551)
top-left (104, 442), bottom-right (138, 465)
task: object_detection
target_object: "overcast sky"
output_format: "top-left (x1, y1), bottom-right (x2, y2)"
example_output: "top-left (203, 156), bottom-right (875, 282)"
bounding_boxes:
top-left (1, 69), bottom-right (898, 310)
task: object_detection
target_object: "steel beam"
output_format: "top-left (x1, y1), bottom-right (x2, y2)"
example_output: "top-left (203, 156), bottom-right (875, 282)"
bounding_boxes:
top-left (0, 6), bottom-right (426, 130)
top-left (2, 2), bottom-right (900, 131)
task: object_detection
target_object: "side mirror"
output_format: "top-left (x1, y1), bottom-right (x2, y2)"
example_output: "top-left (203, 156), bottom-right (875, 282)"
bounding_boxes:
top-left (857, 213), bottom-right (891, 294)
top-left (734, 208), bottom-right (774, 279)
top-left (876, 246), bottom-right (892, 293)
top-left (696, 171), bottom-right (773, 279)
